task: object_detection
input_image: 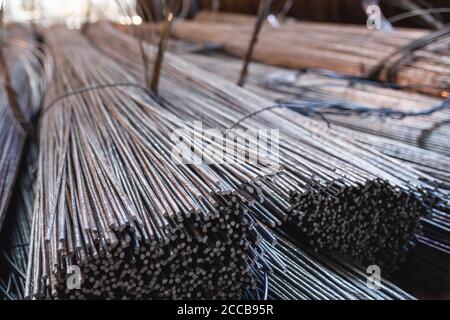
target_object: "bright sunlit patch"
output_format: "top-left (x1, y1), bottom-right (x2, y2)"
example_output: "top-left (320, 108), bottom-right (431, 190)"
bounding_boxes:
top-left (3, 0), bottom-right (137, 25)
top-left (119, 16), bottom-right (132, 25)
top-left (131, 15), bottom-right (142, 25)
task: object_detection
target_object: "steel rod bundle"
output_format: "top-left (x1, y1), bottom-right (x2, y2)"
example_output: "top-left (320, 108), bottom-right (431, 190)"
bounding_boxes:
top-left (181, 52), bottom-right (450, 227)
top-left (175, 52), bottom-right (450, 182)
top-left (26, 27), bottom-right (280, 299)
top-left (179, 52), bottom-right (450, 157)
top-left (247, 224), bottom-right (415, 300)
top-left (225, 57), bottom-right (450, 264)
top-left (0, 24), bottom-right (47, 233)
top-left (0, 133), bottom-right (421, 302)
top-left (263, 73), bottom-right (450, 157)
top-left (0, 143), bottom-right (36, 300)
top-left (168, 11), bottom-right (449, 97)
top-left (175, 51), bottom-right (450, 293)
top-left (88, 24), bottom-right (434, 272)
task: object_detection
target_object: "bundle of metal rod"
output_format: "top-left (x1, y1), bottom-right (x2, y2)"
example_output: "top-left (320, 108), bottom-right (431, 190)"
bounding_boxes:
top-left (118, 24), bottom-right (450, 156)
top-left (332, 129), bottom-right (450, 266)
top-left (179, 52), bottom-right (450, 156)
top-left (26, 27), bottom-right (278, 299)
top-left (0, 24), bottom-right (47, 234)
top-left (199, 54), bottom-right (450, 263)
top-left (247, 223), bottom-right (415, 300)
top-left (178, 52), bottom-right (450, 238)
top-left (0, 143), bottom-right (36, 300)
top-left (168, 11), bottom-right (449, 97)
top-left (336, 135), bottom-right (450, 269)
top-left (263, 73), bottom-right (450, 156)
top-left (88, 24), bottom-right (434, 272)
top-left (1, 147), bottom-right (419, 301)
top-left (175, 51), bottom-right (450, 293)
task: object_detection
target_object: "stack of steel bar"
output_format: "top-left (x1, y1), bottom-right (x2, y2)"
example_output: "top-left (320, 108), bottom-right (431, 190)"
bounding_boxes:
top-left (1, 25), bottom-right (419, 302)
top-left (88, 24), bottom-right (435, 272)
top-left (25, 27), bottom-right (280, 299)
top-left (0, 143), bottom-right (36, 300)
top-left (0, 24), bottom-right (47, 233)
top-left (261, 72), bottom-right (450, 157)
top-left (181, 50), bottom-right (450, 239)
top-left (0, 149), bottom-right (419, 301)
top-left (258, 70), bottom-right (450, 292)
top-left (247, 223), bottom-right (415, 300)
top-left (260, 70), bottom-right (450, 269)
top-left (167, 11), bottom-right (450, 97)
top-left (173, 51), bottom-right (450, 293)
top-left (179, 52), bottom-right (450, 157)
top-left (0, 145), bottom-right (421, 302)
top-left (0, 146), bottom-right (419, 302)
